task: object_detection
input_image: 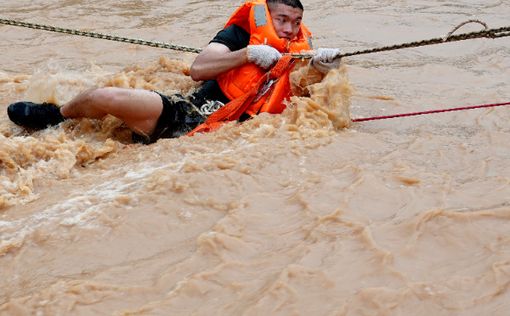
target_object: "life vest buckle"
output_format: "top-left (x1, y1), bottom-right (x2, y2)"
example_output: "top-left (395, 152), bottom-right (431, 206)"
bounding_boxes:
top-left (199, 100), bottom-right (225, 115)
top-left (253, 76), bottom-right (277, 103)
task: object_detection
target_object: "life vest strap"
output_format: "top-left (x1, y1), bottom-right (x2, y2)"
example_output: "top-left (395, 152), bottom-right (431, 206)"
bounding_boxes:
top-left (188, 55), bottom-right (295, 136)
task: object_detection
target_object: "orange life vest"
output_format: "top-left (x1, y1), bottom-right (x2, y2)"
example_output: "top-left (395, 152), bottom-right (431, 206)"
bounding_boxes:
top-left (189, 0), bottom-right (312, 135)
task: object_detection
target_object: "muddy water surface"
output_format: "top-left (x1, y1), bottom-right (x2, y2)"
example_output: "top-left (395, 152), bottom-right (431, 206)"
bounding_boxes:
top-left (1, 0), bottom-right (510, 315)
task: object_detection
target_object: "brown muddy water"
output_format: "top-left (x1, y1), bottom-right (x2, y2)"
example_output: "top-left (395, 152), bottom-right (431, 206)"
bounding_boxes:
top-left (1, 0), bottom-right (510, 315)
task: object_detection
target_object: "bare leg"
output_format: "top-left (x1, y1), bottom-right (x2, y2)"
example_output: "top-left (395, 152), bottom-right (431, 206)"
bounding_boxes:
top-left (60, 87), bottom-right (163, 136)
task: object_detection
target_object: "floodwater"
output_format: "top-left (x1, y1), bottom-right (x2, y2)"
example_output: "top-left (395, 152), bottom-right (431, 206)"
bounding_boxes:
top-left (1, 0), bottom-right (510, 315)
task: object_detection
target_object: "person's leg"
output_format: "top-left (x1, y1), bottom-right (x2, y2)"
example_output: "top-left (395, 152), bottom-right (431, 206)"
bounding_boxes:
top-left (60, 87), bottom-right (163, 136)
top-left (7, 87), bottom-right (164, 136)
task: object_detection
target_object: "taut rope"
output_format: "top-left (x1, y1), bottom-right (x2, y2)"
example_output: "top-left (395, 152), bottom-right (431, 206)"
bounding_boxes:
top-left (292, 20), bottom-right (510, 59)
top-left (1, 18), bottom-right (509, 58)
top-left (0, 18), bottom-right (202, 54)
top-left (352, 102), bottom-right (510, 123)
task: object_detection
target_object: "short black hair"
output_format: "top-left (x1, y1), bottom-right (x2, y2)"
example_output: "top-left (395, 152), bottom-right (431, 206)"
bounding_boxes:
top-left (267, 0), bottom-right (304, 11)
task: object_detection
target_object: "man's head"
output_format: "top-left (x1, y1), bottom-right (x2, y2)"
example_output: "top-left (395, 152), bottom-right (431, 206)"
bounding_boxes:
top-left (267, 0), bottom-right (304, 40)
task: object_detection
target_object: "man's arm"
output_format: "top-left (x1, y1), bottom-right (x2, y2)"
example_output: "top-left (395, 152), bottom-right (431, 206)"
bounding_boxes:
top-left (190, 43), bottom-right (248, 81)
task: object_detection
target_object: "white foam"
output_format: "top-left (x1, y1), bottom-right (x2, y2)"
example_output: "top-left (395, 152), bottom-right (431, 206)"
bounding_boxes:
top-left (0, 159), bottom-right (187, 251)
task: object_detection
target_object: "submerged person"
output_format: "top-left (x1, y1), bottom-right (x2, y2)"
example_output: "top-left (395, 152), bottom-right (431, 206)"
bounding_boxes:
top-left (7, 0), bottom-right (341, 144)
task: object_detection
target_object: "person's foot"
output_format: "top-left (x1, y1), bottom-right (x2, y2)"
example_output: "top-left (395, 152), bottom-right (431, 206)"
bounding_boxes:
top-left (7, 101), bottom-right (65, 130)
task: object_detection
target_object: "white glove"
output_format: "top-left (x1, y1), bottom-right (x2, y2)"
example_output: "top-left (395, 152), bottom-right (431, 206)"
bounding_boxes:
top-left (247, 45), bottom-right (282, 69)
top-left (311, 48), bottom-right (341, 74)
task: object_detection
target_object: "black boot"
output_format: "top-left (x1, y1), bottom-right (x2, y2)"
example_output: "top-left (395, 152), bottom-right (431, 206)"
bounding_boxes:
top-left (7, 101), bottom-right (65, 130)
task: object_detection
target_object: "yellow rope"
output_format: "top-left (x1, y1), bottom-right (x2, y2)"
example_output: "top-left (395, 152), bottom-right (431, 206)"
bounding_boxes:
top-left (1, 18), bottom-right (509, 59)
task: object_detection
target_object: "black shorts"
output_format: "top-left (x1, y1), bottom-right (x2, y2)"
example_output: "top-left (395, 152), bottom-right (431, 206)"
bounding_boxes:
top-left (131, 81), bottom-right (230, 144)
top-left (131, 92), bottom-right (206, 144)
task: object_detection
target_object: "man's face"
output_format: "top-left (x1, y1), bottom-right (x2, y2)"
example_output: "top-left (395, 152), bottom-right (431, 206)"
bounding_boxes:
top-left (268, 3), bottom-right (303, 40)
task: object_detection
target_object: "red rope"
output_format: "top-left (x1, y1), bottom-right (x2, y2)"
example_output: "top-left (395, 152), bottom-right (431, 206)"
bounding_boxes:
top-left (352, 101), bottom-right (510, 122)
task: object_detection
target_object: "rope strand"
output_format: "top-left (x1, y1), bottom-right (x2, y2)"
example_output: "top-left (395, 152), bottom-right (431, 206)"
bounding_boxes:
top-left (444, 19), bottom-right (488, 39)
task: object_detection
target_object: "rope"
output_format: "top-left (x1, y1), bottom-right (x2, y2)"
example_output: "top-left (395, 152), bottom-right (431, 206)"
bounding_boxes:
top-left (444, 19), bottom-right (488, 38)
top-left (1, 18), bottom-right (509, 58)
top-left (0, 18), bottom-right (202, 54)
top-left (352, 102), bottom-right (510, 123)
top-left (291, 21), bottom-right (510, 59)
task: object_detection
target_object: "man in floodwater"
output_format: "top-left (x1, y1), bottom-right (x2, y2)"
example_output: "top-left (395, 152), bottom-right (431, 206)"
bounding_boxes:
top-left (7, 0), bottom-right (340, 144)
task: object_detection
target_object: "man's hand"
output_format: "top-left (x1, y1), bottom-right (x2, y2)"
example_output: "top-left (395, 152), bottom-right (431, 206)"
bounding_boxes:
top-left (311, 48), bottom-right (341, 74)
top-left (247, 45), bottom-right (282, 69)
